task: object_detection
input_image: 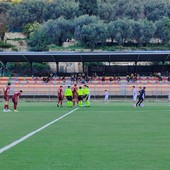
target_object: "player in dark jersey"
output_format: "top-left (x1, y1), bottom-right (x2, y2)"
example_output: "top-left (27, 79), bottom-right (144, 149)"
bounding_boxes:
top-left (57, 86), bottom-right (63, 107)
top-left (136, 87), bottom-right (146, 107)
top-left (72, 84), bottom-right (78, 106)
top-left (3, 82), bottom-right (11, 112)
top-left (12, 90), bottom-right (23, 112)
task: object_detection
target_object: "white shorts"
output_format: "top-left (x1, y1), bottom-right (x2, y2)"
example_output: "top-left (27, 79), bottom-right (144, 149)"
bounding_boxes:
top-left (169, 94), bottom-right (170, 100)
top-left (133, 95), bottom-right (137, 102)
top-left (104, 95), bottom-right (109, 101)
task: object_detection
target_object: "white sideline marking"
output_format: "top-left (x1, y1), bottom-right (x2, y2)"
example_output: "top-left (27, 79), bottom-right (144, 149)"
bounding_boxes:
top-left (0, 107), bottom-right (79, 154)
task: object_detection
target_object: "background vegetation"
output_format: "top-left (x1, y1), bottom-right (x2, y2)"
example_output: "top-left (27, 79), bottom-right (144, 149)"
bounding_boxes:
top-left (0, 0), bottom-right (170, 51)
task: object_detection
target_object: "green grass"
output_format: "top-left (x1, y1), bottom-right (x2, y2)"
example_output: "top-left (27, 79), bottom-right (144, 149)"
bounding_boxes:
top-left (0, 101), bottom-right (170, 170)
top-left (48, 44), bottom-right (170, 52)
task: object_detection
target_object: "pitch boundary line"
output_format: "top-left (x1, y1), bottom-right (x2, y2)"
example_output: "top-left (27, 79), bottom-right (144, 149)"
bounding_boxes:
top-left (0, 107), bottom-right (79, 154)
top-left (96, 109), bottom-right (170, 113)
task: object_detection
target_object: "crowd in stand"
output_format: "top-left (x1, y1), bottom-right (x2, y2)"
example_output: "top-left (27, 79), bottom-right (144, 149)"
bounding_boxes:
top-left (40, 72), bottom-right (170, 84)
top-left (39, 71), bottom-right (170, 84)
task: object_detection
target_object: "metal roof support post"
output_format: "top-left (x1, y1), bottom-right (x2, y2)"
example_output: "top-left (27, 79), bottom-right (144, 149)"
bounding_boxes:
top-left (135, 61), bottom-right (138, 74)
top-left (56, 62), bottom-right (59, 76)
top-left (162, 61), bottom-right (165, 74)
top-left (1, 61), bottom-right (7, 76)
top-left (82, 62), bottom-right (85, 73)
top-left (109, 55), bottom-right (111, 66)
top-left (30, 62), bottom-right (33, 77)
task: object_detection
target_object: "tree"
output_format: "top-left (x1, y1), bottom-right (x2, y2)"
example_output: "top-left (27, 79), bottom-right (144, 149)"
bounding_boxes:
top-left (108, 19), bottom-right (133, 45)
top-left (11, 0), bottom-right (22, 4)
top-left (144, 0), bottom-right (168, 21)
top-left (28, 17), bottom-right (74, 51)
top-left (75, 21), bottom-right (108, 50)
top-left (0, 23), bottom-right (8, 41)
top-left (124, 0), bottom-right (144, 20)
top-left (8, 1), bottom-right (46, 30)
top-left (74, 14), bottom-right (98, 28)
top-left (79, 0), bottom-right (98, 16)
top-left (131, 19), bottom-right (155, 45)
top-left (23, 22), bottom-right (40, 38)
top-left (155, 17), bottom-right (170, 43)
top-left (162, 17), bottom-right (170, 43)
top-left (8, 0), bottom-right (78, 30)
top-left (0, 3), bottom-right (11, 40)
top-left (98, 2), bottom-right (115, 22)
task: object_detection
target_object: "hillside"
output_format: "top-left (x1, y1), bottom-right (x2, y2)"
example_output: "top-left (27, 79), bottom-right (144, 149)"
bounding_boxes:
top-left (0, 0), bottom-right (169, 51)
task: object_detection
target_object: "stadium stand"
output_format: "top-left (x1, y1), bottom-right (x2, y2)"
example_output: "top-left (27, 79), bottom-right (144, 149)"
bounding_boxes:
top-left (0, 76), bottom-right (169, 97)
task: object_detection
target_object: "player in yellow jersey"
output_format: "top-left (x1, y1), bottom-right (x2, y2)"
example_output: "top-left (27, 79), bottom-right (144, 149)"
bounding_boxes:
top-left (84, 85), bottom-right (90, 107)
top-left (64, 86), bottom-right (73, 107)
top-left (77, 86), bottom-right (83, 107)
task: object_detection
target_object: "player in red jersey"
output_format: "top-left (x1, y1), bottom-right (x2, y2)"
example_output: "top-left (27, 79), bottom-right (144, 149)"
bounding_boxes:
top-left (12, 90), bottom-right (23, 112)
top-left (3, 82), bottom-right (11, 112)
top-left (72, 84), bottom-right (78, 106)
top-left (57, 86), bottom-right (63, 107)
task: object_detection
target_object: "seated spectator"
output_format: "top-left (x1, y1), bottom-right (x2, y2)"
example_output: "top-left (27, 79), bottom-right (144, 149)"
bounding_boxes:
top-left (81, 77), bottom-right (85, 84)
top-left (134, 76), bottom-right (137, 82)
top-left (43, 77), bottom-right (50, 83)
top-left (126, 75), bottom-right (130, 82)
top-left (102, 76), bottom-right (105, 82)
top-left (158, 76), bottom-right (162, 81)
top-left (85, 76), bottom-right (89, 83)
top-left (71, 75), bottom-right (74, 82)
top-left (168, 76), bottom-right (170, 81)
top-left (62, 76), bottom-right (66, 83)
top-left (117, 76), bottom-right (121, 83)
top-left (109, 77), bottom-right (113, 82)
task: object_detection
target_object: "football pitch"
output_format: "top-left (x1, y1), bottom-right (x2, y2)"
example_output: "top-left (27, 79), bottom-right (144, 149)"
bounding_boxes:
top-left (0, 101), bottom-right (170, 170)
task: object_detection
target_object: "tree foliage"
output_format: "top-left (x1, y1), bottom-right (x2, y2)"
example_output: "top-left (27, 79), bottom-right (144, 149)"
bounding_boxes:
top-left (0, 3), bottom-right (11, 40)
top-left (1, 0), bottom-right (169, 50)
top-left (28, 17), bottom-right (74, 51)
top-left (75, 21), bottom-right (107, 50)
top-left (79, 0), bottom-right (98, 16)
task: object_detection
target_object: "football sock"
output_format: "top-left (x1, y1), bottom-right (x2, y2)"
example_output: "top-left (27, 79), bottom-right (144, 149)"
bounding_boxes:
top-left (80, 101), bottom-right (82, 107)
top-left (86, 100), bottom-right (90, 106)
top-left (14, 104), bottom-right (17, 110)
top-left (67, 101), bottom-right (70, 106)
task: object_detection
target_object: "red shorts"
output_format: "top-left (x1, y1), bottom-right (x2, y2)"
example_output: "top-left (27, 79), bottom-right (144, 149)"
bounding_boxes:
top-left (73, 94), bottom-right (78, 100)
top-left (58, 96), bottom-right (63, 101)
top-left (12, 96), bottom-right (18, 104)
top-left (4, 95), bottom-right (9, 102)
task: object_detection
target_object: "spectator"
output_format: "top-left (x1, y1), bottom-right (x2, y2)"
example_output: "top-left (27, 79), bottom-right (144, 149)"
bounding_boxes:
top-left (117, 76), bottom-right (121, 83)
top-left (126, 75), bottom-right (130, 82)
top-left (109, 77), bottom-right (113, 82)
top-left (159, 76), bottom-right (162, 81)
top-left (62, 76), bottom-right (66, 83)
top-left (102, 76), bottom-right (105, 82)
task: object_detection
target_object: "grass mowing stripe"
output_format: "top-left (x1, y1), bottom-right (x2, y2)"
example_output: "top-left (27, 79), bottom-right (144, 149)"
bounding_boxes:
top-left (95, 109), bottom-right (170, 113)
top-left (0, 107), bottom-right (79, 154)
